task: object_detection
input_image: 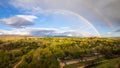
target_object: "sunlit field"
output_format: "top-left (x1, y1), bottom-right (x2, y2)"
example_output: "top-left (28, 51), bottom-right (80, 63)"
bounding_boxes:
top-left (0, 36), bottom-right (119, 68)
top-left (0, 0), bottom-right (120, 68)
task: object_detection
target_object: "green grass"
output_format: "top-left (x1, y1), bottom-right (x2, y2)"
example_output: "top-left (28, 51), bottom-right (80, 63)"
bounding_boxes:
top-left (64, 57), bottom-right (120, 68)
top-left (92, 57), bottom-right (120, 68)
top-left (0, 37), bottom-right (119, 68)
top-left (63, 58), bottom-right (103, 68)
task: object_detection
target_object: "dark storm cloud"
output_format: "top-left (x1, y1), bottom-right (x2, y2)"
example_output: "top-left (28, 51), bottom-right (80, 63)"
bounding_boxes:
top-left (115, 29), bottom-right (120, 32)
top-left (0, 28), bottom-right (98, 37)
top-left (30, 29), bottom-right (56, 36)
top-left (93, 0), bottom-right (120, 27)
top-left (28, 28), bottom-right (83, 37)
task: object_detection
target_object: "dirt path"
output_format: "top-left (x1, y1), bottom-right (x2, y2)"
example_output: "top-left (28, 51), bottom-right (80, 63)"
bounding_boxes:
top-left (58, 56), bottom-right (101, 68)
top-left (77, 66), bottom-right (84, 68)
top-left (13, 59), bottom-right (22, 68)
top-left (57, 58), bottom-right (65, 68)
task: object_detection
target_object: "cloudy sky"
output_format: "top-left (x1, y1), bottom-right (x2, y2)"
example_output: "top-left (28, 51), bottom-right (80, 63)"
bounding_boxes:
top-left (0, 0), bottom-right (120, 37)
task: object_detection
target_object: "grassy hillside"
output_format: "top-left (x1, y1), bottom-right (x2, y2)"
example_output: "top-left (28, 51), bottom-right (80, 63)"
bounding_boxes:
top-left (92, 57), bottom-right (120, 68)
top-left (0, 37), bottom-right (119, 68)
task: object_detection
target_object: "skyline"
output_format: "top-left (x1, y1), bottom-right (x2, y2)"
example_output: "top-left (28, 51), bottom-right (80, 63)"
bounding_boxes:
top-left (0, 0), bottom-right (120, 37)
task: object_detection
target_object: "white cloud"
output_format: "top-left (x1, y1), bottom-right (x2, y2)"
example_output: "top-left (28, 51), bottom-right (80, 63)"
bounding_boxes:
top-left (0, 29), bottom-right (29, 35)
top-left (0, 15), bottom-right (37, 28)
top-left (103, 32), bottom-right (120, 37)
top-left (107, 32), bottom-right (111, 35)
top-left (17, 15), bottom-right (37, 22)
top-left (0, 28), bottom-right (96, 37)
top-left (9, 0), bottom-right (120, 29)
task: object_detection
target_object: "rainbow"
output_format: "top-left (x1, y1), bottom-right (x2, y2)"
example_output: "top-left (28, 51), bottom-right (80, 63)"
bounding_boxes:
top-left (94, 8), bottom-right (113, 29)
top-left (88, 1), bottom-right (113, 29)
top-left (44, 9), bottom-right (101, 37)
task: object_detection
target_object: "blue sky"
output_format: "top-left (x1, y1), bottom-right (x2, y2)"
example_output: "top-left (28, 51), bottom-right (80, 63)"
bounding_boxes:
top-left (0, 0), bottom-right (120, 37)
